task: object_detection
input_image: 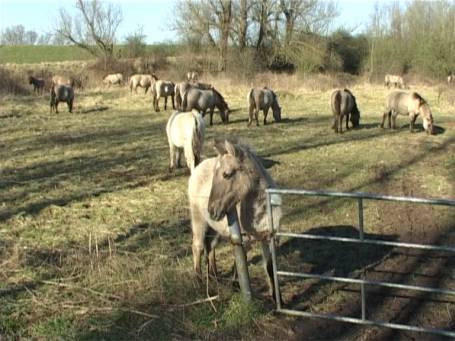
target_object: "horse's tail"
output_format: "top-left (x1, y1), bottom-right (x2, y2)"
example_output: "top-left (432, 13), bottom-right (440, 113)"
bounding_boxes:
top-left (332, 90), bottom-right (342, 117)
top-left (191, 110), bottom-right (205, 168)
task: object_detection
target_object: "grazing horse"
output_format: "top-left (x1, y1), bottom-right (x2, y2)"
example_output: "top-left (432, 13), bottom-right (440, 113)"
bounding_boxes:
top-left (28, 76), bottom-right (45, 95)
top-left (384, 74), bottom-right (405, 89)
top-left (174, 81), bottom-right (213, 110)
top-left (182, 87), bottom-right (229, 125)
top-left (330, 88), bottom-right (361, 133)
top-left (381, 91), bottom-right (434, 134)
top-left (186, 71), bottom-right (199, 82)
top-left (448, 74), bottom-right (454, 86)
top-left (50, 85), bottom-right (74, 113)
top-left (103, 73), bottom-right (123, 86)
top-left (129, 74), bottom-right (157, 94)
top-left (166, 109), bottom-right (205, 172)
top-left (52, 75), bottom-right (74, 88)
top-left (247, 87), bottom-right (282, 126)
top-left (152, 80), bottom-right (175, 112)
top-left (188, 140), bottom-right (282, 299)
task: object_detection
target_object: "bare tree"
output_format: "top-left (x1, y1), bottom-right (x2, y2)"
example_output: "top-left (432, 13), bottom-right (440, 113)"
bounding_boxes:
top-left (55, 0), bottom-right (122, 67)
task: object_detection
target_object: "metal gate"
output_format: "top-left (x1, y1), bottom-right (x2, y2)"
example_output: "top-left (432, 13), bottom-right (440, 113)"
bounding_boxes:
top-left (265, 188), bottom-right (455, 338)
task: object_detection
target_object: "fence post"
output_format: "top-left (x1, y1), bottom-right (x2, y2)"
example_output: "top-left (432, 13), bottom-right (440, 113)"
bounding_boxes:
top-left (227, 209), bottom-right (252, 302)
top-left (358, 198), bottom-right (367, 321)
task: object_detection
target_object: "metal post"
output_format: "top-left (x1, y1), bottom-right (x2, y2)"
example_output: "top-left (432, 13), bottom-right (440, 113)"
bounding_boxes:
top-left (266, 191), bottom-right (282, 310)
top-left (227, 209), bottom-right (252, 302)
top-left (358, 198), bottom-right (366, 320)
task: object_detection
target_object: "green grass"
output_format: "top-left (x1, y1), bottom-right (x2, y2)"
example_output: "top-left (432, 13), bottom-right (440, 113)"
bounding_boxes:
top-left (0, 44), bottom-right (179, 64)
top-left (0, 78), bottom-right (454, 339)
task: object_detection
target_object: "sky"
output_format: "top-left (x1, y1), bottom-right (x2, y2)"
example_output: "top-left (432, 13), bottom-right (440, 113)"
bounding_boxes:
top-left (0, 0), bottom-right (396, 44)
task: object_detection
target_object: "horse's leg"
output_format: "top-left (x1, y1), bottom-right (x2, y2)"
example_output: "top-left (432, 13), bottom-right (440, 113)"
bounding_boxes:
top-left (155, 96), bottom-right (161, 112)
top-left (171, 95), bottom-right (175, 110)
top-left (380, 111), bottom-right (388, 129)
top-left (255, 109), bottom-right (259, 126)
top-left (164, 96), bottom-right (168, 110)
top-left (205, 229), bottom-right (220, 277)
top-left (333, 115), bottom-right (338, 133)
top-left (260, 241), bottom-right (282, 303)
top-left (169, 143), bottom-right (176, 172)
top-left (339, 114), bottom-right (343, 133)
top-left (346, 113), bottom-right (350, 130)
top-left (190, 206), bottom-right (208, 279)
top-left (391, 111), bottom-right (397, 129)
top-left (263, 109), bottom-right (268, 125)
top-left (410, 113), bottom-right (417, 133)
top-left (209, 107), bottom-right (214, 126)
top-left (55, 101), bottom-right (59, 114)
top-left (183, 143), bottom-right (194, 171)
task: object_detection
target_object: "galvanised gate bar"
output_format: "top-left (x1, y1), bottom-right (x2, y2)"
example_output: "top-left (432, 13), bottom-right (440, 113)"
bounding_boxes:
top-left (265, 188), bottom-right (455, 338)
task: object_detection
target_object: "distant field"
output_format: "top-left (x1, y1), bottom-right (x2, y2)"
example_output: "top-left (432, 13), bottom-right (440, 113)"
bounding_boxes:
top-left (0, 44), bottom-right (179, 64)
top-left (1, 75), bottom-right (454, 339)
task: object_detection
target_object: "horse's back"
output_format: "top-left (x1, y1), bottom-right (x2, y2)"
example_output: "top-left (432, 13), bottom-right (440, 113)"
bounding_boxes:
top-left (387, 91), bottom-right (411, 114)
top-left (167, 111), bottom-right (196, 147)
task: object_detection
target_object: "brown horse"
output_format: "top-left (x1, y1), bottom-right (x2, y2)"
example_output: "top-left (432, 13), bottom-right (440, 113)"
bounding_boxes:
top-left (28, 76), bottom-right (45, 95)
top-left (381, 91), bottom-right (434, 134)
top-left (182, 87), bottom-right (229, 125)
top-left (174, 81), bottom-right (213, 110)
top-left (152, 79), bottom-right (175, 112)
top-left (188, 139), bottom-right (282, 298)
top-left (384, 74), bottom-right (405, 89)
top-left (129, 74), bottom-right (157, 94)
top-left (330, 88), bottom-right (360, 133)
top-left (50, 85), bottom-right (74, 113)
top-left (247, 87), bottom-right (282, 126)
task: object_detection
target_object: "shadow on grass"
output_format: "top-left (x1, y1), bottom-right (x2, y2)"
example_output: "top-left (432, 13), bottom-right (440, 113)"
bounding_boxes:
top-left (78, 106), bottom-right (109, 114)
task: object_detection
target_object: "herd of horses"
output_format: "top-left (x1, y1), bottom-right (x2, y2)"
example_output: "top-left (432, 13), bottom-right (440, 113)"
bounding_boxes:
top-left (24, 69), bottom-right (440, 300)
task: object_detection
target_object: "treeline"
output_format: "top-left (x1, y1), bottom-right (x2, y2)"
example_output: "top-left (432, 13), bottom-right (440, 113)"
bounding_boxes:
top-left (2, 0), bottom-right (454, 80)
top-left (174, 0), bottom-right (455, 79)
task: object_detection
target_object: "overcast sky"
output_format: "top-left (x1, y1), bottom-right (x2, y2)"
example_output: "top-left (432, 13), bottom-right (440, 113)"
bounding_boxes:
top-left (0, 0), bottom-right (396, 44)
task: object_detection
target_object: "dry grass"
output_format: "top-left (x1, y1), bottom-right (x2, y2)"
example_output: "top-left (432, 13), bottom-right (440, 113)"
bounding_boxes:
top-left (1, 72), bottom-right (454, 339)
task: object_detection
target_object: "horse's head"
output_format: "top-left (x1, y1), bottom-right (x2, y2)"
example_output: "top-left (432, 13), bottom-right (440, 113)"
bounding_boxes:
top-left (213, 89), bottom-right (229, 124)
top-left (421, 104), bottom-right (434, 135)
top-left (271, 93), bottom-right (282, 122)
top-left (350, 106), bottom-right (360, 128)
top-left (28, 76), bottom-right (33, 84)
top-left (208, 140), bottom-right (255, 221)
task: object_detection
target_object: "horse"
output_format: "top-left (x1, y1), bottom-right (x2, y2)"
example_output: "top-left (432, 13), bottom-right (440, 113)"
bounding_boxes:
top-left (129, 74), bottom-right (157, 94)
top-left (384, 74), bottom-right (405, 89)
top-left (448, 74), bottom-right (454, 86)
top-left (380, 91), bottom-right (434, 134)
top-left (330, 88), bottom-right (361, 133)
top-left (166, 109), bottom-right (205, 172)
top-left (187, 71), bottom-right (199, 82)
top-left (28, 76), bottom-right (45, 95)
top-left (182, 87), bottom-right (229, 125)
top-left (50, 85), bottom-right (74, 114)
top-left (247, 87), bottom-right (282, 126)
top-left (152, 80), bottom-right (175, 112)
top-left (52, 75), bottom-right (74, 88)
top-left (103, 73), bottom-right (123, 87)
top-left (174, 81), bottom-right (213, 110)
top-left (188, 139), bottom-right (282, 300)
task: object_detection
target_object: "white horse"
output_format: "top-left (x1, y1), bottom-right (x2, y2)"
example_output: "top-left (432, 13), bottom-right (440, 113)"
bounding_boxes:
top-left (166, 109), bottom-right (205, 172)
top-left (103, 73), bottom-right (123, 86)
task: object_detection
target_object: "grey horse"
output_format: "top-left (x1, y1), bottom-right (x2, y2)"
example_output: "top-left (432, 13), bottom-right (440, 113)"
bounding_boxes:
top-left (330, 88), bottom-right (360, 133)
top-left (247, 87), bottom-right (282, 126)
top-left (174, 81), bottom-right (213, 110)
top-left (182, 87), bottom-right (229, 125)
top-left (50, 85), bottom-right (74, 113)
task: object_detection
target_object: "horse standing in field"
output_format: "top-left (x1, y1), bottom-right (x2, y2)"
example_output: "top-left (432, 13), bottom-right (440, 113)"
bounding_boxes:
top-left (380, 91), bottom-right (434, 134)
top-left (28, 76), bottom-right (45, 95)
top-left (50, 85), bottom-right (74, 114)
top-left (188, 139), bottom-right (282, 300)
top-left (103, 73), bottom-right (123, 87)
top-left (174, 81), bottom-right (213, 110)
top-left (129, 74), bottom-right (157, 94)
top-left (330, 88), bottom-right (360, 133)
top-left (182, 87), bottom-right (229, 125)
top-left (385, 74), bottom-right (406, 89)
top-left (166, 109), bottom-right (205, 172)
top-left (448, 74), bottom-right (454, 86)
top-left (152, 79), bottom-right (175, 112)
top-left (247, 87), bottom-right (282, 126)
top-left (52, 75), bottom-right (75, 88)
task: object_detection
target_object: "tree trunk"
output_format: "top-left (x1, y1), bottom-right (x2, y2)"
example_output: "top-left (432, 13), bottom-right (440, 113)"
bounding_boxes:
top-left (239, 0), bottom-right (248, 50)
top-left (219, 0), bottom-right (232, 72)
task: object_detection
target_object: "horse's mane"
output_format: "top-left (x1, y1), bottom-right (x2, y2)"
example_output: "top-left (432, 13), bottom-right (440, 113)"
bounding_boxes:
top-left (211, 88), bottom-right (228, 109)
top-left (412, 92), bottom-right (427, 106)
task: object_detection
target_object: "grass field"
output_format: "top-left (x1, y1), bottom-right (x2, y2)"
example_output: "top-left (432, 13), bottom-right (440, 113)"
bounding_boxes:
top-left (0, 44), bottom-right (178, 64)
top-left (1, 76), bottom-right (454, 339)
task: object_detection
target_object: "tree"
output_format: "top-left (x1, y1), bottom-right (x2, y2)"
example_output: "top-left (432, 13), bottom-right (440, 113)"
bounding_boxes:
top-left (124, 27), bottom-right (147, 58)
top-left (55, 0), bottom-right (122, 67)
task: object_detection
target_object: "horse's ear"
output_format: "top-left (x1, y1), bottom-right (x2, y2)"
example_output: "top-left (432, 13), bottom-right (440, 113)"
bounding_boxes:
top-left (224, 140), bottom-right (244, 160)
top-left (213, 138), bottom-right (227, 155)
